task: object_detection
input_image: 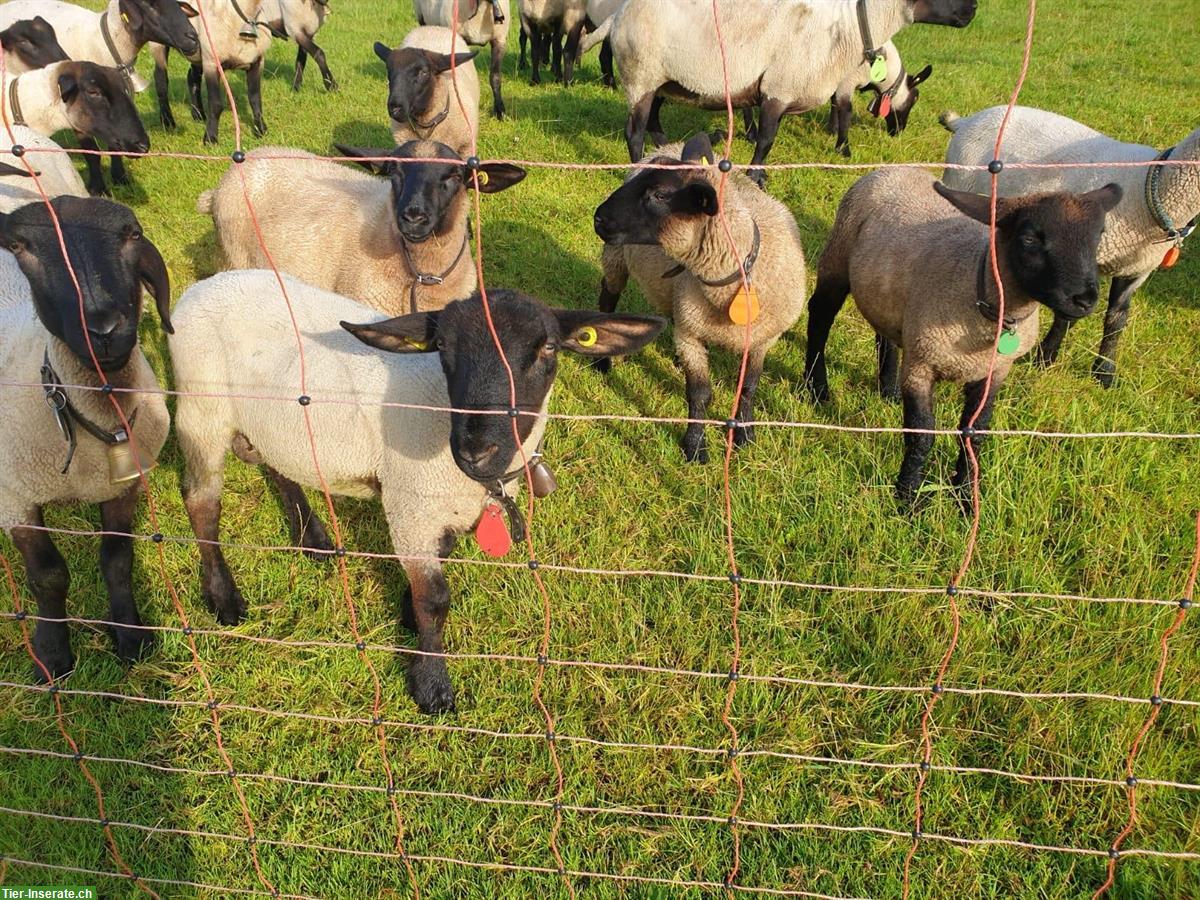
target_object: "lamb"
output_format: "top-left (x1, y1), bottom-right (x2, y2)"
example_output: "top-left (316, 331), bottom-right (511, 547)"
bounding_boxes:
top-left (941, 105), bottom-right (1200, 387)
top-left (150, 0), bottom-right (272, 142)
top-left (375, 27), bottom-right (479, 155)
top-left (517, 0), bottom-right (586, 85)
top-left (1, 16), bottom-right (69, 75)
top-left (169, 277), bottom-right (663, 712)
top-left (1, 60), bottom-right (151, 196)
top-left (0, 127), bottom-right (89, 213)
top-left (197, 140), bottom-right (526, 317)
top-left (584, 0), bottom-right (975, 180)
top-left (0, 195), bottom-right (173, 680)
top-left (804, 167), bottom-right (1121, 510)
top-left (259, 0), bottom-right (336, 92)
top-left (592, 132), bottom-right (807, 463)
top-left (412, 0), bottom-right (509, 119)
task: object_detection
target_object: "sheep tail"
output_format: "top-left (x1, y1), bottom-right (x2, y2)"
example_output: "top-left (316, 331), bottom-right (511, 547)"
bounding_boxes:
top-left (196, 189), bottom-right (214, 215)
top-left (579, 15), bottom-right (613, 55)
top-left (938, 110), bottom-right (961, 132)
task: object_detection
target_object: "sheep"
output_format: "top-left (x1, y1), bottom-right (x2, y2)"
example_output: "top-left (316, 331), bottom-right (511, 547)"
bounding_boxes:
top-left (1, 60), bottom-right (151, 197)
top-left (803, 167), bottom-right (1121, 510)
top-left (412, 0), bottom-right (509, 119)
top-left (197, 140), bottom-right (526, 317)
top-left (374, 27), bottom-right (479, 155)
top-left (0, 127), bottom-right (89, 213)
top-left (941, 105), bottom-right (1200, 387)
top-left (258, 0), bottom-right (336, 92)
top-left (592, 132), bottom-right (807, 463)
top-left (517, 0), bottom-right (586, 85)
top-left (150, 0), bottom-right (273, 142)
top-left (583, 0), bottom-right (975, 181)
top-left (1, 16), bottom-right (69, 75)
top-left (580, 0), bottom-right (622, 88)
top-left (169, 276), bottom-right (663, 712)
top-left (0, 195), bottom-right (173, 680)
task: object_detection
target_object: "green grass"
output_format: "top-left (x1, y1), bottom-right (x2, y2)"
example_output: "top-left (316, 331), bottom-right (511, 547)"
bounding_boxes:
top-left (3, 0), bottom-right (1200, 897)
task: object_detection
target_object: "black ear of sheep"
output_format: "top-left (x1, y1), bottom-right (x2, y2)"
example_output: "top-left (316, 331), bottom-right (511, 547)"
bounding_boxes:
top-left (681, 133), bottom-right (716, 165)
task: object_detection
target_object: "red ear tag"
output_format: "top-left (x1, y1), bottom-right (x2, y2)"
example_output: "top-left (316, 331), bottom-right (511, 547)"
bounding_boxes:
top-left (878, 95), bottom-right (891, 118)
top-left (475, 502), bottom-right (511, 557)
top-left (1162, 245), bottom-right (1180, 269)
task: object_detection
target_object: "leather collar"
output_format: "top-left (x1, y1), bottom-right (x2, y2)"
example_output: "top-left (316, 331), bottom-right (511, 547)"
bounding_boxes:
top-left (41, 350), bottom-right (138, 475)
top-left (100, 11), bottom-right (138, 92)
top-left (974, 247), bottom-right (1033, 331)
top-left (662, 220), bottom-right (761, 287)
top-left (398, 230), bottom-right (470, 315)
top-left (1144, 145), bottom-right (1197, 243)
top-left (7, 77), bottom-right (24, 127)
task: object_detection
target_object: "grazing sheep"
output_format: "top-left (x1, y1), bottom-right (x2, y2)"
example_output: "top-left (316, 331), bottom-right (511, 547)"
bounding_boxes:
top-left (0, 195), bottom-right (173, 680)
top-left (412, 0), bottom-right (509, 119)
top-left (169, 277), bottom-right (663, 712)
top-left (585, 0), bottom-right (975, 180)
top-left (1, 61), bottom-right (151, 196)
top-left (0, 16), bottom-right (69, 75)
top-left (941, 105), bottom-right (1200, 386)
top-left (0, 127), bottom-right (89, 213)
top-left (592, 133), bottom-right (807, 463)
top-left (198, 141), bottom-right (526, 317)
top-left (517, 0), bottom-right (586, 85)
top-left (375, 27), bottom-right (480, 155)
top-left (259, 0), bottom-right (336, 91)
top-left (804, 167), bottom-right (1121, 509)
top-left (149, 0), bottom-right (272, 142)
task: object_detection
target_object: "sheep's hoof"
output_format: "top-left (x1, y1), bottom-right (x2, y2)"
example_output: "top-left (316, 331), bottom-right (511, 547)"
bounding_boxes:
top-left (297, 521), bottom-right (335, 562)
top-left (894, 483), bottom-right (929, 515)
top-left (732, 423), bottom-right (755, 448)
top-left (805, 381), bottom-right (832, 405)
top-left (746, 168), bottom-right (768, 189)
top-left (682, 433), bottom-right (709, 464)
top-left (190, 105), bottom-right (206, 122)
top-left (31, 639), bottom-right (74, 683)
top-left (323, 76), bottom-right (338, 92)
top-left (86, 178), bottom-right (112, 198)
top-left (837, 143), bottom-right (851, 159)
top-left (252, 119), bottom-right (268, 138)
top-left (1092, 361), bottom-right (1117, 389)
top-left (589, 356), bottom-right (613, 376)
top-left (111, 622), bottom-right (156, 664)
top-left (492, 103), bottom-right (505, 120)
top-left (202, 132), bottom-right (219, 146)
top-left (408, 658), bottom-right (455, 714)
top-left (602, 75), bottom-right (616, 89)
top-left (160, 111), bottom-right (177, 131)
top-left (111, 167), bottom-right (131, 187)
top-left (1030, 342), bottom-right (1058, 368)
top-left (205, 581), bottom-right (247, 625)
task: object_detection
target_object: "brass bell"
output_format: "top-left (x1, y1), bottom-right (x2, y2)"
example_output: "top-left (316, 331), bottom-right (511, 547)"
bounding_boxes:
top-left (108, 429), bottom-right (157, 485)
top-left (530, 459), bottom-right (557, 498)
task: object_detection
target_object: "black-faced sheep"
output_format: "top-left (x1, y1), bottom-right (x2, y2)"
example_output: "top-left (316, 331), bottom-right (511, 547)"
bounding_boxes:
top-left (413, 0), bottom-right (509, 119)
top-left (0, 17), bottom-right (69, 75)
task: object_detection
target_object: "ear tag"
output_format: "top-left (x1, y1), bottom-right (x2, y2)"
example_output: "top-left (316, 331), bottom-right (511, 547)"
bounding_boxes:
top-left (869, 55), bottom-right (888, 84)
top-left (475, 502), bottom-right (511, 557)
top-left (575, 326), bottom-right (598, 348)
top-left (1162, 244), bottom-right (1180, 269)
top-left (728, 284), bottom-right (760, 326)
top-left (996, 329), bottom-right (1021, 356)
top-left (121, 12), bottom-right (130, 22)
top-left (877, 94), bottom-right (892, 118)
top-left (405, 338), bottom-right (429, 350)
top-left (476, 170), bottom-right (489, 186)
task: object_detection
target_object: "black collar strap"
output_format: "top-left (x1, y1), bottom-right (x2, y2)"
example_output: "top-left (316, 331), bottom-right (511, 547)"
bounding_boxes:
top-left (42, 350), bottom-right (137, 475)
top-left (975, 247), bottom-right (1032, 331)
top-left (856, 0), bottom-right (883, 67)
top-left (398, 230), bottom-right (470, 315)
top-left (230, 0), bottom-right (264, 32)
top-left (100, 11), bottom-right (137, 92)
top-left (662, 220), bottom-right (761, 287)
top-left (867, 66), bottom-right (906, 116)
top-left (409, 92), bottom-right (451, 135)
top-left (1145, 145), bottom-right (1196, 243)
top-left (7, 77), bottom-right (24, 127)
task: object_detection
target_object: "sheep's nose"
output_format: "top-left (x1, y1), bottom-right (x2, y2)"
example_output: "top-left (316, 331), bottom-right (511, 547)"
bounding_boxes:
top-left (593, 212), bottom-right (609, 237)
top-left (1074, 281), bottom-right (1099, 306)
top-left (401, 208), bottom-right (430, 226)
top-left (459, 444), bottom-right (499, 471)
top-left (389, 105), bottom-right (406, 121)
top-left (87, 311), bottom-right (123, 338)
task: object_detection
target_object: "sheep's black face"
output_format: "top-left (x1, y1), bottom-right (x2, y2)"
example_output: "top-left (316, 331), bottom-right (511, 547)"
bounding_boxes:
top-left (0, 17), bottom-right (69, 70)
top-left (120, 0), bottom-right (200, 57)
top-left (1, 197), bottom-right (173, 371)
top-left (884, 65), bottom-right (932, 136)
top-left (375, 43), bottom-right (478, 127)
top-left (387, 141), bottom-right (466, 243)
top-left (61, 63), bottom-right (151, 154)
top-left (340, 291), bottom-right (665, 484)
top-left (593, 163), bottom-right (720, 246)
top-left (911, 0), bottom-right (977, 27)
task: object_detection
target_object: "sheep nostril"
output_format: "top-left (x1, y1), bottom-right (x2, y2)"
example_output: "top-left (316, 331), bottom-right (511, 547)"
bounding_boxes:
top-left (402, 209), bottom-right (430, 225)
top-left (462, 444), bottom-right (500, 469)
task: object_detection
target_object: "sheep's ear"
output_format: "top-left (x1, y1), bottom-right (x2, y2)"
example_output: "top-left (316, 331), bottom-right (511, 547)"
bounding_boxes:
top-left (137, 237), bottom-right (173, 334)
top-left (1083, 182), bottom-right (1123, 212)
top-left (554, 309), bottom-right (666, 358)
top-left (58, 72), bottom-right (80, 105)
top-left (933, 182), bottom-right (1018, 228)
top-left (178, 2), bottom-right (199, 17)
top-left (373, 41), bottom-right (392, 63)
top-left (469, 162), bottom-right (526, 193)
top-left (431, 50), bottom-right (479, 73)
top-left (681, 133), bottom-right (716, 165)
top-left (118, 0), bottom-right (145, 30)
top-left (908, 64), bottom-right (933, 87)
top-left (0, 162), bottom-right (35, 178)
top-left (668, 181), bottom-right (719, 217)
top-left (341, 313), bottom-right (439, 353)
top-left (333, 143), bottom-right (394, 176)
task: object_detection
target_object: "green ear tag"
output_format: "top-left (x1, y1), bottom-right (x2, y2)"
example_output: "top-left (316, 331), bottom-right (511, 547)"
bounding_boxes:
top-left (869, 55), bottom-right (888, 84)
top-left (996, 329), bottom-right (1021, 356)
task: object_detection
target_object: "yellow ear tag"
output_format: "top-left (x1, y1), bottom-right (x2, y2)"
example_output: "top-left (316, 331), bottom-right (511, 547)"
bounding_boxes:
top-left (728, 284), bottom-right (760, 326)
top-left (476, 170), bottom-right (489, 186)
top-left (575, 326), bottom-right (598, 348)
top-left (121, 12), bottom-right (129, 22)
top-left (406, 338), bottom-right (429, 350)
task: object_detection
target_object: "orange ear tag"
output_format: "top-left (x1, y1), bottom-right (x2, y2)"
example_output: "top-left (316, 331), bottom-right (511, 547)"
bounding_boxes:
top-left (1161, 245), bottom-right (1181, 269)
top-left (728, 284), bottom-right (760, 326)
top-left (878, 94), bottom-right (892, 118)
top-left (475, 502), bottom-right (511, 557)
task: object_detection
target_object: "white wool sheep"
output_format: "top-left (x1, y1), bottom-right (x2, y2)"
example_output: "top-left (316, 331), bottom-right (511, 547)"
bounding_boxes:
top-left (412, 0), bottom-right (509, 118)
top-left (380, 26), bottom-right (480, 153)
top-left (942, 105), bottom-right (1200, 385)
top-left (0, 127), bottom-right (88, 214)
top-left (259, 0), bottom-right (336, 91)
top-left (517, 0), bottom-right (587, 85)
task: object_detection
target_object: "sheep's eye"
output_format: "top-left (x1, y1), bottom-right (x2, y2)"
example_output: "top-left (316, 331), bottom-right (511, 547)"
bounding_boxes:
top-left (541, 341), bottom-right (558, 355)
top-left (650, 189), bottom-right (671, 203)
top-left (1020, 232), bottom-right (1038, 247)
top-left (435, 337), bottom-right (446, 350)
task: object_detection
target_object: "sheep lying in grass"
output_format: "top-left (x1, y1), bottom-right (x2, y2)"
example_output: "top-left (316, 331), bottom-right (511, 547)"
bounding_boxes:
top-left (584, 0), bottom-right (975, 180)
top-left (1, 60), bottom-right (150, 196)
top-left (0, 196), bottom-right (173, 680)
top-left (518, 0), bottom-right (586, 86)
top-left (375, 27), bottom-right (479, 155)
top-left (804, 168), bottom-right (1121, 510)
top-left (259, 0), bottom-right (336, 92)
top-left (413, 0), bottom-right (509, 119)
top-left (170, 277), bottom-right (663, 712)
top-left (0, 127), bottom-right (89, 213)
top-left (0, 16), bottom-right (69, 75)
top-left (941, 105), bottom-right (1200, 387)
top-left (198, 140), bottom-right (525, 317)
top-left (592, 132), bottom-right (807, 463)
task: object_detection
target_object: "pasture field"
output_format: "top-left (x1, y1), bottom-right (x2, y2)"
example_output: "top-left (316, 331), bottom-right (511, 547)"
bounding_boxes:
top-left (2, 0), bottom-right (1200, 897)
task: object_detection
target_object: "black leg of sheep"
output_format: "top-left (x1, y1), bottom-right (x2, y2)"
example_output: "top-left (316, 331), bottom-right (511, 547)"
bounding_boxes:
top-left (99, 485), bottom-right (156, 664)
top-left (11, 510), bottom-right (74, 681)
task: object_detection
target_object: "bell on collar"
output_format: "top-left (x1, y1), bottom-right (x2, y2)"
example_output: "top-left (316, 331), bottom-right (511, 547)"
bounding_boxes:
top-left (108, 428), bottom-right (157, 485)
top-left (530, 459), bottom-right (557, 498)
top-left (239, 21), bottom-right (259, 40)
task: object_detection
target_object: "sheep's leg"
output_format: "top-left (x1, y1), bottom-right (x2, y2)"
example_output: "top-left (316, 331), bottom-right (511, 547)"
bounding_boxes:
top-left (11, 509), bottom-right (74, 681)
top-left (263, 467), bottom-right (334, 560)
top-left (599, 38), bottom-right (615, 88)
top-left (489, 37), bottom-right (505, 118)
top-left (518, 26), bottom-right (527, 69)
top-left (202, 69), bottom-right (223, 144)
top-left (950, 377), bottom-right (999, 515)
top-left (187, 63), bottom-right (205, 122)
top-left (676, 332), bottom-right (713, 464)
top-left (78, 137), bottom-right (109, 197)
top-left (626, 91), bottom-right (656, 163)
top-left (743, 107), bottom-right (757, 143)
top-left (895, 369), bottom-right (936, 512)
top-left (804, 276), bottom-right (851, 404)
top-left (183, 459), bottom-right (246, 625)
top-left (98, 485), bottom-right (154, 665)
top-left (1093, 272), bottom-right (1150, 388)
top-left (731, 345), bottom-right (767, 448)
top-left (550, 27), bottom-right (563, 82)
top-left (562, 20), bottom-right (585, 85)
top-left (292, 44), bottom-right (308, 91)
top-left (592, 251), bottom-right (629, 375)
top-left (400, 533), bottom-right (458, 714)
top-left (296, 33), bottom-right (336, 92)
top-left (647, 96), bottom-right (667, 147)
top-left (153, 44), bottom-right (176, 130)
top-left (832, 94), bottom-right (852, 157)
top-left (529, 25), bottom-right (543, 85)
top-left (747, 98), bottom-right (786, 187)
top-left (247, 57), bottom-right (267, 137)
top-left (876, 334), bottom-right (901, 402)
top-left (109, 148), bottom-right (129, 187)
top-left (1031, 313), bottom-right (1075, 367)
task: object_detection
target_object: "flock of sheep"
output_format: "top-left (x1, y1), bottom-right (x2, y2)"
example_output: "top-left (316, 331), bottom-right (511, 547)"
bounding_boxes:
top-left (0, 0), bottom-right (1195, 716)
